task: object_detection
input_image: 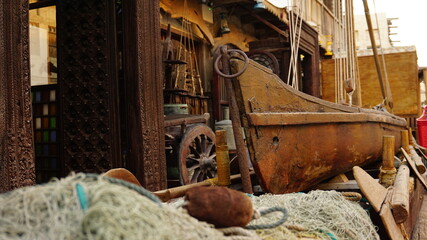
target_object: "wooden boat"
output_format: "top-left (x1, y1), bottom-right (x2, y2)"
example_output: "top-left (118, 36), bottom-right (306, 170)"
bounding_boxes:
top-left (229, 57), bottom-right (407, 194)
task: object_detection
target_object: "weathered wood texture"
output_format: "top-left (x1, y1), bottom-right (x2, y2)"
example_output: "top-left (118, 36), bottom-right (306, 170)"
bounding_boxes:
top-left (122, 0), bottom-right (166, 191)
top-left (57, 0), bottom-right (122, 175)
top-left (0, 0), bottom-right (36, 192)
top-left (231, 59), bottom-right (406, 193)
top-left (321, 51), bottom-right (420, 117)
top-left (411, 186), bottom-right (427, 240)
top-left (391, 163), bottom-right (410, 224)
top-left (404, 178), bottom-right (425, 238)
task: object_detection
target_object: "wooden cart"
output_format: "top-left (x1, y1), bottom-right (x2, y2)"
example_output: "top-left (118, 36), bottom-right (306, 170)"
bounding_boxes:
top-left (164, 113), bottom-right (216, 187)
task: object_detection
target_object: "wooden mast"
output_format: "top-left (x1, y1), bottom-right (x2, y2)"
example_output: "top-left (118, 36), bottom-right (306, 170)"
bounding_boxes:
top-left (362, 0), bottom-right (393, 109)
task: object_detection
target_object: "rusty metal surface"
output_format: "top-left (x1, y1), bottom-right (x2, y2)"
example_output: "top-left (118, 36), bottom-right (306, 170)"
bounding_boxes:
top-left (231, 58), bottom-right (407, 194)
top-left (0, 0), bottom-right (36, 192)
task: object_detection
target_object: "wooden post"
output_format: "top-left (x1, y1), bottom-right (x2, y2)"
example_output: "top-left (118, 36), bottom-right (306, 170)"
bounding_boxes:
top-left (122, 0), bottom-right (166, 191)
top-left (409, 146), bottom-right (426, 174)
top-left (382, 136), bottom-right (396, 170)
top-left (0, 0), bottom-right (36, 192)
top-left (215, 130), bottom-right (231, 186)
top-left (401, 130), bottom-right (410, 153)
top-left (380, 135), bottom-right (396, 187)
top-left (391, 163), bottom-right (410, 223)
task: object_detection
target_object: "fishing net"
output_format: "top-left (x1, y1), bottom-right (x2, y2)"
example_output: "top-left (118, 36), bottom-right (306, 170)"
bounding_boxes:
top-left (0, 173), bottom-right (242, 240)
top-left (247, 190), bottom-right (380, 240)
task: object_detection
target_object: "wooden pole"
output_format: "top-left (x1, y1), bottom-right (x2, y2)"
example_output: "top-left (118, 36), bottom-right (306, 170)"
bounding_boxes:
top-left (409, 146), bottom-right (426, 174)
top-left (391, 163), bottom-right (410, 223)
top-left (382, 136), bottom-right (396, 170)
top-left (215, 130), bottom-right (231, 186)
top-left (401, 130), bottom-right (410, 153)
top-left (380, 135), bottom-right (396, 187)
top-left (219, 46), bottom-right (253, 194)
top-left (362, 0), bottom-right (393, 109)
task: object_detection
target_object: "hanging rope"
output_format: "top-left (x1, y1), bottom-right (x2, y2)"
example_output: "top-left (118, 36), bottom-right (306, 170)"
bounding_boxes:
top-left (286, 0), bottom-right (304, 90)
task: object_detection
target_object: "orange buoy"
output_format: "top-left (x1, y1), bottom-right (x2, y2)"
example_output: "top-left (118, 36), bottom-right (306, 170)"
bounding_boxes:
top-left (184, 186), bottom-right (253, 228)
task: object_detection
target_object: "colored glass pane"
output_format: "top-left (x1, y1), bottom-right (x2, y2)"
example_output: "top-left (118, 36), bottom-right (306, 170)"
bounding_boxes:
top-left (51, 158), bottom-right (57, 169)
top-left (35, 144), bottom-right (42, 155)
top-left (43, 145), bottom-right (49, 156)
top-left (43, 131), bottom-right (49, 142)
top-left (42, 117), bottom-right (49, 128)
top-left (49, 104), bottom-right (57, 115)
top-left (35, 131), bottom-right (42, 142)
top-left (35, 92), bottom-right (41, 102)
top-left (43, 104), bottom-right (49, 115)
top-left (50, 131), bottom-right (57, 142)
top-left (50, 90), bottom-right (56, 101)
top-left (49, 144), bottom-right (57, 155)
top-left (36, 118), bottom-right (42, 129)
top-left (34, 104), bottom-right (43, 116)
top-left (50, 117), bottom-right (56, 128)
top-left (42, 91), bottom-right (50, 102)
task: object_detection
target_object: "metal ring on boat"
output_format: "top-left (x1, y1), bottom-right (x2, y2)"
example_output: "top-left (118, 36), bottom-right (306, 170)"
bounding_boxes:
top-left (214, 49), bottom-right (249, 78)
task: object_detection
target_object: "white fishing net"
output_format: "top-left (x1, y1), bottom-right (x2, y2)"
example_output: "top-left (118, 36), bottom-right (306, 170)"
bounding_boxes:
top-left (0, 173), bottom-right (234, 240)
top-left (248, 190), bottom-right (380, 240)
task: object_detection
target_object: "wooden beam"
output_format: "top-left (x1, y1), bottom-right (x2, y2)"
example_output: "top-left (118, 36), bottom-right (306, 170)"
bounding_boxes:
top-left (123, 0), bottom-right (167, 191)
top-left (242, 6), bottom-right (289, 39)
top-left (247, 112), bottom-right (407, 127)
top-left (316, 180), bottom-right (360, 190)
top-left (0, 0), bottom-right (36, 192)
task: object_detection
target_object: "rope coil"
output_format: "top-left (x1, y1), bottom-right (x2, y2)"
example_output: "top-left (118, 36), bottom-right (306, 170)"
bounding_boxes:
top-left (245, 207), bottom-right (289, 230)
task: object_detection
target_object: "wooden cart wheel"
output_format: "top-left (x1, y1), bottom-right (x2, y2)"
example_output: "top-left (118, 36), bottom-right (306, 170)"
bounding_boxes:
top-left (246, 50), bottom-right (280, 75)
top-left (178, 124), bottom-right (216, 184)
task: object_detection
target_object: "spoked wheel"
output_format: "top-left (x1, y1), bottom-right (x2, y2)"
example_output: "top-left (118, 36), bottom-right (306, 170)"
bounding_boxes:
top-left (178, 124), bottom-right (216, 185)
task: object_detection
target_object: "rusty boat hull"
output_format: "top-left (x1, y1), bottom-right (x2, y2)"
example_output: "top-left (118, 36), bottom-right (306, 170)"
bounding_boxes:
top-left (231, 58), bottom-right (407, 194)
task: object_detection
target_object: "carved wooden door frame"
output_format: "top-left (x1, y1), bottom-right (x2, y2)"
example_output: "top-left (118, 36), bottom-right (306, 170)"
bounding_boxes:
top-left (0, 0), bottom-right (36, 192)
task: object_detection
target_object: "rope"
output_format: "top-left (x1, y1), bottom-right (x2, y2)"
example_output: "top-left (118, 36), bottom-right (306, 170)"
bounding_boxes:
top-left (80, 173), bottom-right (162, 205)
top-left (379, 166), bottom-right (397, 188)
top-left (218, 227), bottom-right (262, 240)
top-left (341, 192), bottom-right (362, 202)
top-left (245, 207), bottom-right (288, 230)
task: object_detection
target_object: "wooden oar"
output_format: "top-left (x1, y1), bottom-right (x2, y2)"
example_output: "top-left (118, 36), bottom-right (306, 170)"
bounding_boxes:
top-left (353, 166), bottom-right (387, 212)
top-left (353, 166), bottom-right (404, 240)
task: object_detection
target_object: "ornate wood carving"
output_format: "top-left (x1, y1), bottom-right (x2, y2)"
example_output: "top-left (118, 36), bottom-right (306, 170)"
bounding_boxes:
top-left (0, 0), bottom-right (36, 192)
top-left (122, 0), bottom-right (167, 191)
top-left (57, 0), bottom-right (122, 175)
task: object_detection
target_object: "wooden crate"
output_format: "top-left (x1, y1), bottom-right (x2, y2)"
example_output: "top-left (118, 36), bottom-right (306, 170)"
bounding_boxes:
top-left (321, 50), bottom-right (421, 118)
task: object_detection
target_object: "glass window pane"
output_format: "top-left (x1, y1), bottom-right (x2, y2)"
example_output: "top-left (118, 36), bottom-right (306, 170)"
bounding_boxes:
top-left (30, 6), bottom-right (57, 86)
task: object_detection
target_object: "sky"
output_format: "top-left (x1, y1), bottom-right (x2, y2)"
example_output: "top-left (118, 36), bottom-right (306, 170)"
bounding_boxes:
top-left (268, 0), bottom-right (427, 66)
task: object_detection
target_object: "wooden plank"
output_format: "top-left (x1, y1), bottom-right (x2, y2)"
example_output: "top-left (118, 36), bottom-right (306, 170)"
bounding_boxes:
top-left (401, 148), bottom-right (427, 190)
top-left (247, 112), bottom-right (406, 127)
top-left (410, 188), bottom-right (427, 240)
top-left (353, 166), bottom-right (387, 212)
top-left (405, 179), bottom-right (425, 239)
top-left (380, 191), bottom-right (405, 240)
top-left (327, 173), bottom-right (349, 183)
top-left (316, 180), bottom-right (361, 190)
